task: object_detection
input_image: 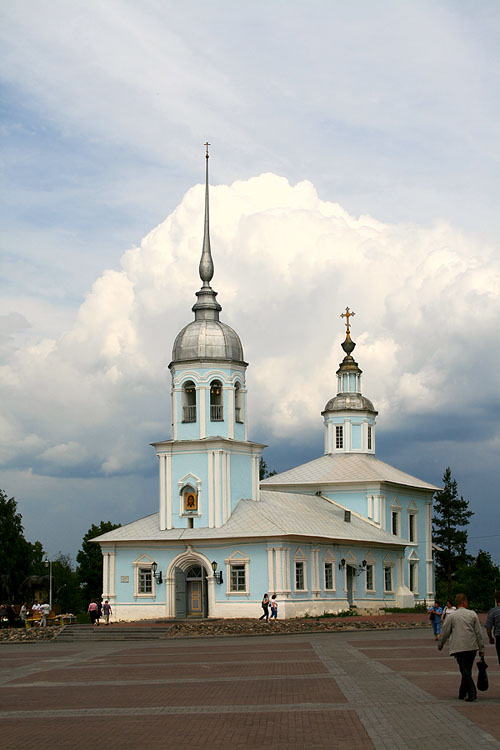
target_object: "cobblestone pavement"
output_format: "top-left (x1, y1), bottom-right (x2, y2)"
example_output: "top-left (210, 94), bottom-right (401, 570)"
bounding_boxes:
top-left (0, 629), bottom-right (498, 749)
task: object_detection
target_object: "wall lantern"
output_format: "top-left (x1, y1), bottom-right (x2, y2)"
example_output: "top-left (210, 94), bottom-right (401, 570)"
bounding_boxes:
top-left (211, 560), bottom-right (223, 584)
top-left (338, 558), bottom-right (346, 570)
top-left (151, 561), bottom-right (163, 584)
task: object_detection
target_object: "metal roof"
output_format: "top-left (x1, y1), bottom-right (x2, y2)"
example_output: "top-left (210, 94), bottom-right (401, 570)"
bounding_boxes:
top-left (261, 453), bottom-right (438, 491)
top-left (92, 490), bottom-right (406, 547)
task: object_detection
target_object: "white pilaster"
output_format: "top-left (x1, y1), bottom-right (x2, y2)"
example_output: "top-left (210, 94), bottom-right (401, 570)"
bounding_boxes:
top-left (276, 547), bottom-right (283, 593)
top-left (267, 548), bottom-right (275, 593)
top-left (166, 454), bottom-right (172, 529)
top-left (228, 387), bottom-right (234, 439)
top-left (109, 551), bottom-right (116, 598)
top-left (200, 387), bottom-right (206, 438)
top-left (102, 552), bottom-right (109, 597)
top-left (214, 450), bottom-right (221, 527)
top-left (172, 387), bottom-right (178, 440)
top-left (159, 454), bottom-right (166, 530)
top-left (208, 450), bottom-right (215, 528)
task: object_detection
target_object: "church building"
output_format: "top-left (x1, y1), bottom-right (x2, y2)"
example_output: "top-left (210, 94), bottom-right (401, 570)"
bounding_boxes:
top-left (94, 151), bottom-right (438, 620)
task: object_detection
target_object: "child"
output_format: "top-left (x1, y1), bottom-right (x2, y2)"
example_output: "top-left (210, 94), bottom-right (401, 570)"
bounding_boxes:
top-left (102, 600), bottom-right (112, 625)
top-left (270, 594), bottom-right (278, 621)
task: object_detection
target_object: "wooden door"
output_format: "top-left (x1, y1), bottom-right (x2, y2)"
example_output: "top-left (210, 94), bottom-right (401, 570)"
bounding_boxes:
top-left (188, 580), bottom-right (202, 615)
top-left (175, 568), bottom-right (187, 618)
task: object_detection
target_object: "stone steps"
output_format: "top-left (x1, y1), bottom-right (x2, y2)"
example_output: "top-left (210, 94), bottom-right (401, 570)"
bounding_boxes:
top-left (55, 625), bottom-right (173, 641)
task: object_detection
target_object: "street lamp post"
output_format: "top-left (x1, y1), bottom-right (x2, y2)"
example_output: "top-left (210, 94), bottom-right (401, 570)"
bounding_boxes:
top-left (44, 559), bottom-right (53, 610)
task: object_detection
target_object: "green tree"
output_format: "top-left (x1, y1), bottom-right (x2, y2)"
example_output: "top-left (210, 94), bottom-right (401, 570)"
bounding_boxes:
top-left (259, 457), bottom-right (277, 480)
top-left (51, 553), bottom-right (82, 614)
top-left (77, 521), bottom-right (121, 601)
top-left (0, 489), bottom-right (40, 602)
top-left (432, 468), bottom-right (473, 600)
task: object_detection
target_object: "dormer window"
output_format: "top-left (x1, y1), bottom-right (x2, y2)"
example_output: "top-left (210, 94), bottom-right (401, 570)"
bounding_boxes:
top-left (182, 381), bottom-right (197, 422)
top-left (234, 382), bottom-right (243, 423)
top-left (210, 380), bottom-right (223, 421)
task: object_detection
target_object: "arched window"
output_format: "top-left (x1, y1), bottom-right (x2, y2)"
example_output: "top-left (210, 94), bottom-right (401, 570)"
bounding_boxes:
top-left (182, 381), bottom-right (197, 423)
top-left (210, 380), bottom-right (223, 421)
top-left (234, 382), bottom-right (243, 423)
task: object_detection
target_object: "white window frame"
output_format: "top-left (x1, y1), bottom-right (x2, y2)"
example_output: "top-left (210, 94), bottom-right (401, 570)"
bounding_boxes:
top-left (335, 424), bottom-right (344, 449)
top-left (408, 501), bottom-right (418, 543)
top-left (408, 550), bottom-right (419, 594)
top-left (366, 564), bottom-right (375, 592)
top-left (383, 554), bottom-right (394, 593)
top-left (133, 554), bottom-right (156, 599)
top-left (324, 562), bottom-right (334, 591)
top-left (391, 498), bottom-right (402, 537)
top-left (294, 548), bottom-right (308, 592)
top-left (224, 551), bottom-right (250, 596)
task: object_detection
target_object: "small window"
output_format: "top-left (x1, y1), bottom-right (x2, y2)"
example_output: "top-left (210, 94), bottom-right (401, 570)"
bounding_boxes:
top-left (335, 425), bottom-right (343, 449)
top-left (295, 561), bottom-right (305, 590)
top-left (409, 562), bottom-right (417, 592)
top-left (391, 510), bottom-right (400, 536)
top-left (384, 566), bottom-right (393, 592)
top-left (324, 562), bottom-right (334, 590)
top-left (230, 564), bottom-right (246, 592)
top-left (367, 425), bottom-right (372, 450)
top-left (366, 564), bottom-right (375, 591)
top-left (138, 568), bottom-right (152, 594)
top-left (409, 513), bottom-right (416, 542)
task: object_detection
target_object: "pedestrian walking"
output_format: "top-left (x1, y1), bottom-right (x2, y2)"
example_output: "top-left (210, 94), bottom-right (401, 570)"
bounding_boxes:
top-left (441, 599), bottom-right (456, 624)
top-left (39, 601), bottom-right (51, 627)
top-left (270, 594), bottom-right (278, 621)
top-left (428, 599), bottom-right (442, 641)
top-left (259, 593), bottom-right (270, 621)
top-left (438, 592), bottom-right (485, 702)
top-left (88, 600), bottom-right (98, 625)
top-left (485, 590), bottom-right (500, 665)
top-left (102, 600), bottom-right (112, 625)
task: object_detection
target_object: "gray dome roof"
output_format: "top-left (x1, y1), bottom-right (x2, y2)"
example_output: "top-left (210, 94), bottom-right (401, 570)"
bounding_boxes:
top-left (323, 393), bottom-right (377, 413)
top-left (172, 319), bottom-right (245, 364)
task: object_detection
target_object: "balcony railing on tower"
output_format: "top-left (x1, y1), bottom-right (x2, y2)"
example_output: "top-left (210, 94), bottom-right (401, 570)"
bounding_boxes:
top-left (210, 404), bottom-right (223, 421)
top-left (182, 405), bottom-right (197, 423)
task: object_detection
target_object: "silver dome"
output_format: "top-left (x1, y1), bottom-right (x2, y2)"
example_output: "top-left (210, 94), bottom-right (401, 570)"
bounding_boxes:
top-left (172, 319), bottom-right (245, 364)
top-left (323, 393), bottom-right (377, 413)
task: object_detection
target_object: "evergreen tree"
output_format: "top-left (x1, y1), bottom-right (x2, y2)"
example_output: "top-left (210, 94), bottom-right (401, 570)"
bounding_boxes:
top-left (432, 467), bottom-right (473, 600)
top-left (76, 521), bottom-right (121, 600)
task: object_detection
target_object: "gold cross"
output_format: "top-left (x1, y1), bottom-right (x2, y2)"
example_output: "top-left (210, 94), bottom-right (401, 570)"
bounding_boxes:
top-left (340, 306), bottom-right (355, 335)
top-left (204, 141), bottom-right (210, 158)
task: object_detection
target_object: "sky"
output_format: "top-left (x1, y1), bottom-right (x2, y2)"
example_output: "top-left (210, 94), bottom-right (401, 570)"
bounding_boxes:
top-left (1, 0), bottom-right (499, 565)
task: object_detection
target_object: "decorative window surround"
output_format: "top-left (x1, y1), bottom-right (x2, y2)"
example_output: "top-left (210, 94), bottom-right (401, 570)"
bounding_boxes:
top-left (178, 473), bottom-right (202, 518)
top-left (408, 550), bottom-right (419, 594)
top-left (133, 554), bottom-right (157, 599)
top-left (408, 501), bottom-right (418, 543)
top-left (294, 548), bottom-right (308, 592)
top-left (383, 554), bottom-right (395, 593)
top-left (391, 498), bottom-right (402, 537)
top-left (323, 550), bottom-right (336, 592)
top-left (364, 552), bottom-right (376, 592)
top-left (224, 550), bottom-right (250, 596)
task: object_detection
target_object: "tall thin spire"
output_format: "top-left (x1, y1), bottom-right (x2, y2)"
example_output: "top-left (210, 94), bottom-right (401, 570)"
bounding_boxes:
top-left (199, 142), bottom-right (214, 286)
top-left (192, 143), bottom-right (222, 321)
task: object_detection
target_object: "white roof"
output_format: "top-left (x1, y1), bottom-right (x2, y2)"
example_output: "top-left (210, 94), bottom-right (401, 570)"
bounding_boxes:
top-left (261, 453), bottom-right (438, 491)
top-left (93, 490), bottom-right (405, 548)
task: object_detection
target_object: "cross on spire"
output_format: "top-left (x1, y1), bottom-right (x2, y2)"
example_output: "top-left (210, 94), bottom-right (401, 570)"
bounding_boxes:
top-left (341, 306), bottom-right (355, 335)
top-left (204, 141), bottom-right (210, 158)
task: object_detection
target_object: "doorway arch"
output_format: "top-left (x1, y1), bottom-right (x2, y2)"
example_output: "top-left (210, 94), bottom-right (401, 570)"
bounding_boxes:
top-left (166, 547), bottom-right (215, 618)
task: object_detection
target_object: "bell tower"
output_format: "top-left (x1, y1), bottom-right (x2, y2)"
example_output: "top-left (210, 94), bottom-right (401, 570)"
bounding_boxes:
top-left (153, 146), bottom-right (264, 531)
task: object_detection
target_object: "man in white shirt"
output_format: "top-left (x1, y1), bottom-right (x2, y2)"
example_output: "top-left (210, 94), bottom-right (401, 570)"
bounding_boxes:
top-left (438, 593), bottom-right (485, 702)
top-left (39, 601), bottom-right (51, 627)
